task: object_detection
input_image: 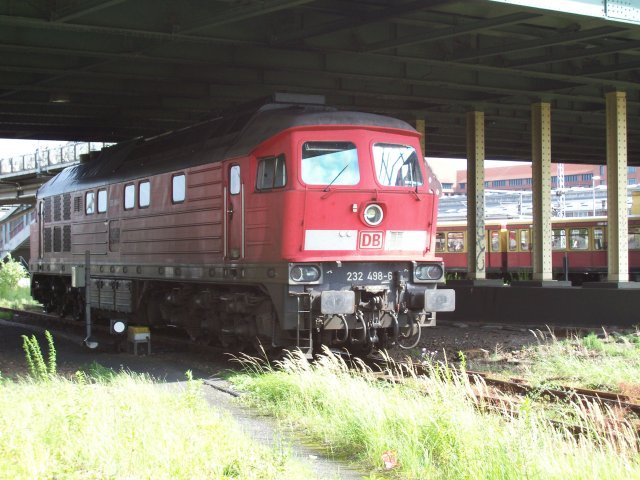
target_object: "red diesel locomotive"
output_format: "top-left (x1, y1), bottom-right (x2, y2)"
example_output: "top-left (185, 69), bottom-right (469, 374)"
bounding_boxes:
top-left (437, 216), bottom-right (640, 283)
top-left (29, 95), bottom-right (454, 354)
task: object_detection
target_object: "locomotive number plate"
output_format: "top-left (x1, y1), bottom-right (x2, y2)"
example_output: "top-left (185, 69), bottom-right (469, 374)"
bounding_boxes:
top-left (346, 271), bottom-right (393, 282)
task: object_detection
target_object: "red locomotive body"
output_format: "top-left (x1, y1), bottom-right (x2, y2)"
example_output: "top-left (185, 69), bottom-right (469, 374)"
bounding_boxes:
top-left (437, 216), bottom-right (640, 283)
top-left (30, 96), bottom-right (454, 354)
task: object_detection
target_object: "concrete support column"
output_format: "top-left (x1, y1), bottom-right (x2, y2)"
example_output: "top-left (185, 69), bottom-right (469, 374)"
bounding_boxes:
top-left (466, 111), bottom-right (486, 280)
top-left (531, 103), bottom-right (553, 281)
top-left (606, 91), bottom-right (629, 283)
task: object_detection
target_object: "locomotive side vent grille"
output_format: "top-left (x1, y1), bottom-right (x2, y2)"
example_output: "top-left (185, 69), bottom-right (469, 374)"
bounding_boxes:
top-left (63, 193), bottom-right (71, 221)
top-left (63, 225), bottom-right (71, 252)
top-left (44, 227), bottom-right (52, 253)
top-left (73, 196), bottom-right (82, 213)
top-left (53, 195), bottom-right (62, 222)
top-left (53, 226), bottom-right (62, 253)
top-left (43, 198), bottom-right (52, 223)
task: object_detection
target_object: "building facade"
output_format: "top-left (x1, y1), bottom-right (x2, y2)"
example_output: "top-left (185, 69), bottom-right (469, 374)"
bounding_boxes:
top-left (453, 164), bottom-right (640, 195)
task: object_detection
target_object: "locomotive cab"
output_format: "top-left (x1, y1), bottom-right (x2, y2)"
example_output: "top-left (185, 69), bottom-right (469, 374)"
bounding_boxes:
top-left (263, 124), bottom-right (455, 352)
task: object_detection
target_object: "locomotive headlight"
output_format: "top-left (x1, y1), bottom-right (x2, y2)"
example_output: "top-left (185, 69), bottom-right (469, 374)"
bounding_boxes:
top-left (289, 264), bottom-right (321, 283)
top-left (414, 263), bottom-right (444, 282)
top-left (363, 204), bottom-right (384, 226)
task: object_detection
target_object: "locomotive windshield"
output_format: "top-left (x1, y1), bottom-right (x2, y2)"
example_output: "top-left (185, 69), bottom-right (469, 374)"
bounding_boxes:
top-left (373, 143), bottom-right (423, 187)
top-left (301, 141), bottom-right (359, 186)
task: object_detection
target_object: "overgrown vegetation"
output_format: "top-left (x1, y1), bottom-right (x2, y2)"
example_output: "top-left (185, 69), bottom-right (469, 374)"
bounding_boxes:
top-left (0, 255), bottom-right (38, 308)
top-left (22, 330), bottom-right (56, 380)
top-left (471, 328), bottom-right (640, 394)
top-left (0, 333), bottom-right (311, 480)
top-left (232, 349), bottom-right (640, 480)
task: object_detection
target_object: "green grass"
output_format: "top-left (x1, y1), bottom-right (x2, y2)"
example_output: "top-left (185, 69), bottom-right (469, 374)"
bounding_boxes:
top-left (0, 256), bottom-right (39, 309)
top-left (232, 350), bottom-right (640, 480)
top-left (473, 329), bottom-right (640, 393)
top-left (0, 283), bottom-right (39, 309)
top-left (0, 370), bottom-right (311, 479)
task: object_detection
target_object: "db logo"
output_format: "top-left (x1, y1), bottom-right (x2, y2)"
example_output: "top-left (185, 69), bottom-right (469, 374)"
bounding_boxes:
top-left (359, 231), bottom-right (384, 249)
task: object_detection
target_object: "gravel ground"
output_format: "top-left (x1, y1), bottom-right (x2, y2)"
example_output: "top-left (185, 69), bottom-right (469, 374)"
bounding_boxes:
top-left (392, 320), bottom-right (546, 362)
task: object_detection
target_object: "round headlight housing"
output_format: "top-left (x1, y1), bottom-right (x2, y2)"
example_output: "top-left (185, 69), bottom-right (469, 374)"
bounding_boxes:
top-left (290, 264), bottom-right (321, 283)
top-left (111, 320), bottom-right (127, 335)
top-left (363, 204), bottom-right (384, 226)
top-left (414, 264), bottom-right (444, 281)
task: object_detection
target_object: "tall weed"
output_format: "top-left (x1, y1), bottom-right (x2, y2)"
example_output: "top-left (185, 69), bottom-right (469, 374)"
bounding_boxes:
top-left (21, 331), bottom-right (56, 380)
top-left (233, 349), bottom-right (640, 479)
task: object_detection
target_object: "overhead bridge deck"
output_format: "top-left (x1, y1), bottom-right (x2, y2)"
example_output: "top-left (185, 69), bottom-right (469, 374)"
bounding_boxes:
top-left (3, 0), bottom-right (640, 326)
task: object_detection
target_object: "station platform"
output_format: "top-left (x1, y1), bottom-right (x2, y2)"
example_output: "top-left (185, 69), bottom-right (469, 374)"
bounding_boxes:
top-left (440, 281), bottom-right (640, 328)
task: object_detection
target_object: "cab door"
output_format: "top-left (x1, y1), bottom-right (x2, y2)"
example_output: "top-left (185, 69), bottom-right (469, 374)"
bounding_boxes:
top-left (225, 163), bottom-right (244, 260)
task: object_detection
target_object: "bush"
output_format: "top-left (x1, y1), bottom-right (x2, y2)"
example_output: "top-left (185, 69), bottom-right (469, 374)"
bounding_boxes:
top-left (0, 255), bottom-right (27, 291)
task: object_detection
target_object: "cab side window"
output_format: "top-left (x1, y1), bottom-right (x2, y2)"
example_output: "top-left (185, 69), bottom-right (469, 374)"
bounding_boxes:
top-left (139, 180), bottom-right (150, 208)
top-left (124, 184), bottom-right (135, 210)
top-left (85, 191), bottom-right (95, 215)
top-left (97, 189), bottom-right (107, 213)
top-left (229, 165), bottom-right (241, 195)
top-left (172, 174), bottom-right (186, 203)
top-left (256, 154), bottom-right (286, 191)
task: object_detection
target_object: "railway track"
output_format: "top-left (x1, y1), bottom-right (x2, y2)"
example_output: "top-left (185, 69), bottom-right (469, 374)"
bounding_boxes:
top-left (366, 357), bottom-right (640, 441)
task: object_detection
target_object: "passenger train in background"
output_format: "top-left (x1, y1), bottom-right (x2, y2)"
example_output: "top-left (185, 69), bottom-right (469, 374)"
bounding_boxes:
top-left (437, 216), bottom-right (640, 284)
top-left (29, 94), bottom-right (454, 355)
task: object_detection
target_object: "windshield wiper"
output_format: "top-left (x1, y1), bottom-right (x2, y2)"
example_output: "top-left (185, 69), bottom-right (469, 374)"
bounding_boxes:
top-left (323, 163), bottom-right (350, 192)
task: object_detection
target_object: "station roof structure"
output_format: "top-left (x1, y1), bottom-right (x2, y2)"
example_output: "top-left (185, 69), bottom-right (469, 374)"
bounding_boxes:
top-left (2, 0), bottom-right (640, 164)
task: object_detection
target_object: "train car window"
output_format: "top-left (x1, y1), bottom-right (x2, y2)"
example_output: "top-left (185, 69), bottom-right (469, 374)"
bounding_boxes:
top-left (569, 228), bottom-right (589, 250)
top-left (372, 143), bottom-right (423, 187)
top-left (97, 189), bottom-right (107, 213)
top-left (229, 165), bottom-right (241, 195)
top-left (552, 229), bottom-right (566, 250)
top-left (256, 155), bottom-right (286, 191)
top-left (435, 232), bottom-right (445, 252)
top-left (629, 227), bottom-right (640, 249)
top-left (490, 231), bottom-right (501, 252)
top-left (520, 230), bottom-right (532, 251)
top-left (85, 191), bottom-right (95, 215)
top-left (172, 174), bottom-right (186, 203)
top-left (139, 180), bottom-right (150, 208)
top-left (508, 230), bottom-right (517, 251)
top-left (594, 227), bottom-right (607, 250)
top-left (301, 141), bottom-right (359, 186)
top-left (447, 232), bottom-right (464, 252)
top-left (124, 184), bottom-right (135, 210)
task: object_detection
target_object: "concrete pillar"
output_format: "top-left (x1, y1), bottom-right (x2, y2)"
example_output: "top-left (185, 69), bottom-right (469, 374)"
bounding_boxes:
top-left (606, 91), bottom-right (629, 283)
top-left (466, 111), bottom-right (486, 280)
top-left (531, 102), bottom-right (553, 281)
top-left (415, 118), bottom-right (426, 155)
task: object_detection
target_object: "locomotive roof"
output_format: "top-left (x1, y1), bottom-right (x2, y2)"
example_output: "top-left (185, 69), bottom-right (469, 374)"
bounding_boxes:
top-left (37, 102), bottom-right (417, 198)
